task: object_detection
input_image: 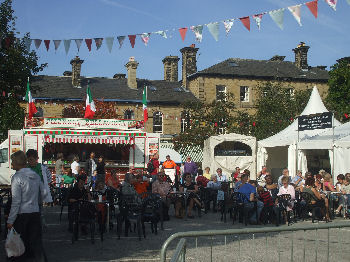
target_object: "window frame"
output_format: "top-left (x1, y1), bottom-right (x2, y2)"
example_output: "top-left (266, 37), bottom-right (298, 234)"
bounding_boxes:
top-left (240, 86), bottom-right (250, 102)
top-left (153, 111), bottom-right (163, 133)
top-left (216, 85), bottom-right (227, 101)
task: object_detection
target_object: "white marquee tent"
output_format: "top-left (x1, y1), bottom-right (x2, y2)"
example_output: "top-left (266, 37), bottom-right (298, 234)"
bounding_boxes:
top-left (334, 134), bottom-right (350, 176)
top-left (257, 86), bottom-right (340, 179)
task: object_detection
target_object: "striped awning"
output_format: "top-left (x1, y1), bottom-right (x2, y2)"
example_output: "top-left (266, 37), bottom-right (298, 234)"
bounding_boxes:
top-left (44, 135), bottom-right (134, 145)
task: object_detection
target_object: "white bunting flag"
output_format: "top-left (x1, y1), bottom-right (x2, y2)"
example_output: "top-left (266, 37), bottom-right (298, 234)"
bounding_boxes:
top-left (141, 33), bottom-right (150, 46)
top-left (94, 38), bottom-right (103, 50)
top-left (223, 19), bottom-right (234, 35)
top-left (252, 14), bottom-right (263, 30)
top-left (207, 22), bottom-right (220, 41)
top-left (325, 0), bottom-right (337, 11)
top-left (34, 39), bottom-right (42, 49)
top-left (190, 25), bottom-right (203, 42)
top-left (74, 39), bottom-right (83, 52)
top-left (53, 40), bottom-right (61, 52)
top-left (117, 36), bottom-right (126, 49)
top-left (288, 5), bottom-right (302, 26)
top-left (269, 8), bottom-right (285, 30)
top-left (23, 38), bottom-right (32, 51)
top-left (154, 30), bottom-right (167, 38)
top-left (63, 39), bottom-right (71, 55)
top-left (105, 37), bottom-right (114, 53)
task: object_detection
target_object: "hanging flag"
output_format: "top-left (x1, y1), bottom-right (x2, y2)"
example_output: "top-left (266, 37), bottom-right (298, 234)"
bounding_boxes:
top-left (94, 38), bottom-right (103, 50)
top-left (34, 39), bottom-right (42, 49)
top-left (63, 39), bottom-right (71, 55)
top-left (74, 39), bottom-right (83, 52)
top-left (239, 16), bottom-right (250, 31)
top-left (325, 0), bottom-right (337, 11)
top-left (154, 30), bottom-right (167, 38)
top-left (288, 5), bottom-right (302, 26)
top-left (179, 27), bottom-right (188, 41)
top-left (253, 14), bottom-right (264, 30)
top-left (269, 8), bottom-right (285, 30)
top-left (23, 38), bottom-right (32, 51)
top-left (190, 25), bottom-right (203, 42)
top-left (223, 19), bottom-right (234, 35)
top-left (53, 40), bottom-right (61, 52)
top-left (117, 36), bottom-right (126, 49)
top-left (306, 0), bottom-right (318, 18)
top-left (105, 37), bottom-right (114, 53)
top-left (141, 33), bottom-right (150, 46)
top-left (142, 87), bottom-right (148, 122)
top-left (128, 35), bottom-right (136, 48)
top-left (207, 22), bottom-right (220, 41)
top-left (85, 39), bottom-right (92, 52)
top-left (25, 78), bottom-right (37, 119)
top-left (44, 40), bottom-right (50, 51)
top-left (84, 83), bottom-right (96, 119)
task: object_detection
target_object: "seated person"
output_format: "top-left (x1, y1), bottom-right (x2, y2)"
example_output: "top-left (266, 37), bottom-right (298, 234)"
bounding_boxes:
top-left (257, 186), bottom-right (279, 224)
top-left (205, 174), bottom-right (221, 212)
top-left (323, 173), bottom-right (335, 192)
top-left (336, 174), bottom-right (345, 192)
top-left (196, 169), bottom-right (209, 187)
top-left (134, 173), bottom-right (150, 197)
top-left (203, 167), bottom-right (211, 180)
top-left (264, 175), bottom-right (278, 201)
top-left (335, 177), bottom-right (350, 215)
top-left (291, 170), bottom-right (304, 191)
top-left (95, 181), bottom-right (108, 230)
top-left (277, 176), bottom-right (295, 211)
top-left (152, 172), bottom-right (172, 220)
top-left (106, 170), bottom-right (121, 190)
top-left (62, 169), bottom-right (75, 187)
top-left (175, 173), bottom-right (202, 219)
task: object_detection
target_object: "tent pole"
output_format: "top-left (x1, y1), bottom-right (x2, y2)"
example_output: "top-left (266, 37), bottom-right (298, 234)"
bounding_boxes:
top-left (332, 113), bottom-right (335, 181)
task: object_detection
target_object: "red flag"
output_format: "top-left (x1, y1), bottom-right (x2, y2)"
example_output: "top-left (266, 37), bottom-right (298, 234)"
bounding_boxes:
top-left (345, 113), bottom-right (349, 119)
top-left (44, 40), bottom-right (50, 51)
top-left (128, 35), bottom-right (136, 48)
top-left (85, 39), bottom-right (92, 51)
top-left (179, 28), bottom-right (188, 41)
top-left (306, 0), bottom-right (318, 18)
top-left (240, 17), bottom-right (250, 31)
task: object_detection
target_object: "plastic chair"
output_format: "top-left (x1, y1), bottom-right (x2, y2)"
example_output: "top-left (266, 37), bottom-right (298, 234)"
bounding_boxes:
top-left (300, 192), bottom-right (322, 223)
top-left (140, 192), bottom-right (162, 237)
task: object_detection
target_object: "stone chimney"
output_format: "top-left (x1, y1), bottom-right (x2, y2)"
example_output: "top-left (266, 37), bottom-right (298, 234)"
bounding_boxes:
top-left (162, 56), bottom-right (180, 82)
top-left (180, 44), bottom-right (199, 88)
top-left (293, 42), bottom-right (310, 70)
top-left (70, 56), bottom-right (84, 87)
top-left (125, 57), bottom-right (139, 89)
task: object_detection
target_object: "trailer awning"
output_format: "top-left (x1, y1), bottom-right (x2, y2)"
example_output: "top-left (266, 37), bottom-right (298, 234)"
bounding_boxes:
top-left (44, 135), bottom-right (134, 145)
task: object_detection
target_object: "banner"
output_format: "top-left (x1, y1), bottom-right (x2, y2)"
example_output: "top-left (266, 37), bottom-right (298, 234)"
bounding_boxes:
top-left (298, 112), bottom-right (333, 131)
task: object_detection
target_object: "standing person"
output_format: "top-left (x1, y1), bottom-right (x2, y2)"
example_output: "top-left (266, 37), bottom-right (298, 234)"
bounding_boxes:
top-left (71, 155), bottom-right (80, 179)
top-left (162, 155), bottom-right (176, 182)
top-left (148, 154), bottom-right (160, 180)
top-left (96, 156), bottom-right (106, 184)
top-left (216, 168), bottom-right (227, 182)
top-left (55, 153), bottom-right (65, 186)
top-left (86, 152), bottom-right (96, 185)
top-left (7, 151), bottom-right (48, 261)
top-left (184, 156), bottom-right (198, 181)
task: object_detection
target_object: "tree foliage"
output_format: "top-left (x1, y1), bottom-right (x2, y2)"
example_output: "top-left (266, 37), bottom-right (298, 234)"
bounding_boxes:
top-left (326, 57), bottom-right (350, 122)
top-left (0, 0), bottom-right (47, 141)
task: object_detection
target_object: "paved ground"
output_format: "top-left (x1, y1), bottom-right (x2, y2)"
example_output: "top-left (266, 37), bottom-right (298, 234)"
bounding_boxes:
top-left (1, 205), bottom-right (350, 262)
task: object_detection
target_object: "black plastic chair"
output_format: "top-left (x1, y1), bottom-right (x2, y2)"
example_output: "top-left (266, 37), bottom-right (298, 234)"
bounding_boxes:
top-left (0, 188), bottom-right (11, 235)
top-left (277, 194), bottom-right (293, 226)
top-left (235, 192), bottom-right (257, 226)
top-left (300, 192), bottom-right (322, 223)
top-left (140, 192), bottom-right (162, 238)
top-left (218, 182), bottom-right (234, 223)
top-left (59, 187), bottom-right (71, 222)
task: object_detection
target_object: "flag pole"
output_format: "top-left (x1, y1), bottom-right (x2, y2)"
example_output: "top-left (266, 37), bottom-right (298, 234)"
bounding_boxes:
top-left (27, 77), bottom-right (29, 121)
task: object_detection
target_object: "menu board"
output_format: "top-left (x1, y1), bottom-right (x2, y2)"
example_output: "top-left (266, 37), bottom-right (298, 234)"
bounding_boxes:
top-left (147, 137), bottom-right (159, 161)
top-left (10, 136), bottom-right (22, 154)
top-left (25, 135), bottom-right (38, 152)
top-left (298, 112), bottom-right (333, 131)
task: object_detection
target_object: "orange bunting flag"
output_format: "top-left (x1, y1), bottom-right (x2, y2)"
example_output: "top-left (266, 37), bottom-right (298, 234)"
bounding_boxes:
top-left (240, 16), bottom-right (250, 31)
top-left (306, 0), bottom-right (318, 18)
top-left (179, 28), bottom-right (188, 41)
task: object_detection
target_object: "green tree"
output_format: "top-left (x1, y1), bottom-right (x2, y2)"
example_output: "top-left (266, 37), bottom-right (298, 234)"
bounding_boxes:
top-left (0, 0), bottom-right (46, 141)
top-left (326, 57), bottom-right (350, 122)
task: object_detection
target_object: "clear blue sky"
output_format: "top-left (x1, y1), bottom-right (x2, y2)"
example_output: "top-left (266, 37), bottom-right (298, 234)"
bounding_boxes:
top-left (11, 0), bottom-right (350, 80)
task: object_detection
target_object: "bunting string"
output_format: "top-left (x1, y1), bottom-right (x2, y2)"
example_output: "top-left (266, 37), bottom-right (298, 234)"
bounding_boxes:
top-left (1, 0), bottom-right (347, 53)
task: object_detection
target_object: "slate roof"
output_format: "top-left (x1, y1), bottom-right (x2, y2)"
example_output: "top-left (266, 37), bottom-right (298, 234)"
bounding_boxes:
top-left (31, 75), bottom-right (197, 104)
top-left (189, 58), bottom-right (329, 82)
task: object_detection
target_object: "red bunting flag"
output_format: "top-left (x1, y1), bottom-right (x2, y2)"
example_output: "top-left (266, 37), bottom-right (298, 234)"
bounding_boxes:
top-left (345, 113), bottom-right (349, 119)
top-left (128, 35), bottom-right (136, 48)
top-left (85, 39), bottom-right (92, 52)
top-left (240, 16), bottom-right (250, 31)
top-left (179, 27), bottom-right (188, 41)
top-left (306, 0), bottom-right (318, 18)
top-left (44, 40), bottom-right (50, 51)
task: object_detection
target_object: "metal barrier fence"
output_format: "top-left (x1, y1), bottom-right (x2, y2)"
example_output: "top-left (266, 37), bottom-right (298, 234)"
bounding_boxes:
top-left (160, 222), bottom-right (350, 262)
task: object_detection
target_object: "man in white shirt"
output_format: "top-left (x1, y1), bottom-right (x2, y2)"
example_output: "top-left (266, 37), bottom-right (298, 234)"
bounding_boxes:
top-left (216, 168), bottom-right (227, 182)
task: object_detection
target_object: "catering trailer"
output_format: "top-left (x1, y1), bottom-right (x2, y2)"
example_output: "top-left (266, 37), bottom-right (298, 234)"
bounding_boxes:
top-left (0, 117), bottom-right (160, 185)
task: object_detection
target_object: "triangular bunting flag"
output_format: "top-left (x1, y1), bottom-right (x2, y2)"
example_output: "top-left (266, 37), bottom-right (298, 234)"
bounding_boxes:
top-left (239, 16), bottom-right (250, 31)
top-left (128, 35), bottom-right (136, 48)
top-left (34, 39), bottom-right (42, 49)
top-left (223, 19), bottom-right (234, 35)
top-left (154, 30), bottom-right (167, 38)
top-left (325, 0), bottom-right (337, 11)
top-left (141, 33), bottom-right (150, 46)
top-left (253, 14), bottom-right (264, 30)
top-left (85, 39), bottom-right (92, 51)
top-left (306, 0), bottom-right (318, 18)
top-left (207, 22), bottom-right (220, 41)
top-left (179, 28), bottom-right (188, 41)
top-left (53, 40), bottom-right (61, 51)
top-left (44, 40), bottom-right (50, 51)
top-left (190, 25), bottom-right (203, 43)
top-left (269, 8), bottom-right (285, 30)
top-left (63, 39), bottom-right (71, 55)
top-left (23, 38), bottom-right (32, 51)
top-left (105, 37), bottom-right (114, 53)
top-left (288, 5), bottom-right (302, 26)
top-left (94, 38), bottom-right (103, 50)
top-left (117, 36), bottom-right (126, 49)
top-left (74, 39), bottom-right (83, 52)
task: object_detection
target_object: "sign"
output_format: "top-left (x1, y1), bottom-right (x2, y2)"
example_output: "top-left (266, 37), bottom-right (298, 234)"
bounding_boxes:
top-left (298, 112), bottom-right (333, 131)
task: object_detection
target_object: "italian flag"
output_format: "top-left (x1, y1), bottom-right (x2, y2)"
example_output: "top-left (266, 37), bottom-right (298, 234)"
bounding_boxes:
top-left (143, 87), bottom-right (148, 122)
top-left (25, 78), bottom-right (37, 119)
top-left (84, 85), bottom-right (96, 119)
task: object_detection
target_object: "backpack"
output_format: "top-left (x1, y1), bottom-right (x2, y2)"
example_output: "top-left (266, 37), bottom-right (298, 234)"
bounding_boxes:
top-left (147, 160), bottom-right (155, 173)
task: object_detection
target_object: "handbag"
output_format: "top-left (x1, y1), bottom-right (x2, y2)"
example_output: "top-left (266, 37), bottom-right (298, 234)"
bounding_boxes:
top-left (5, 228), bottom-right (25, 258)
